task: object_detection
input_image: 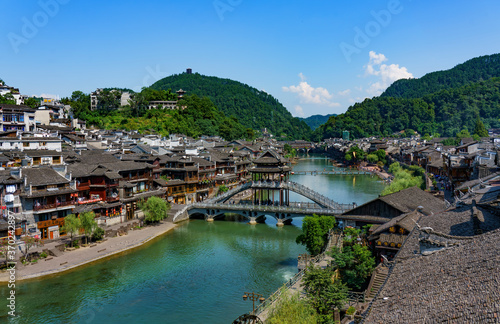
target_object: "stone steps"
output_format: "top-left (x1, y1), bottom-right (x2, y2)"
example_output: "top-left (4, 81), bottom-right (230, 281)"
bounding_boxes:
top-left (366, 266), bottom-right (389, 300)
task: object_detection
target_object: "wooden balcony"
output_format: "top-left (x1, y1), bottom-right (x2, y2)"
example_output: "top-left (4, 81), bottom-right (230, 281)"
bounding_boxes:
top-left (34, 201), bottom-right (75, 211)
top-left (106, 197), bottom-right (120, 203)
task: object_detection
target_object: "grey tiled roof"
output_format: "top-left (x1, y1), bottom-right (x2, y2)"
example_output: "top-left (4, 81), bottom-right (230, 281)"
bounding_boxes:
top-left (99, 161), bottom-right (152, 172)
top-left (22, 167), bottom-right (69, 186)
top-left (378, 186), bottom-right (446, 216)
top-left (364, 228), bottom-right (500, 324)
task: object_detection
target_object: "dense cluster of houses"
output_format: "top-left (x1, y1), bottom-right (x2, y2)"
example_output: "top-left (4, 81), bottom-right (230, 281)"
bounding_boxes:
top-left (318, 136), bottom-right (500, 322)
top-left (325, 135), bottom-right (500, 192)
top-left (0, 113), bottom-right (314, 241)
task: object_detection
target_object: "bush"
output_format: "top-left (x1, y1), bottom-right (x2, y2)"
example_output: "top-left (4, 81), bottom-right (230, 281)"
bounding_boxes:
top-left (72, 240), bottom-right (80, 248)
top-left (143, 196), bottom-right (170, 223)
top-left (92, 227), bottom-right (105, 241)
top-left (266, 289), bottom-right (319, 324)
top-left (40, 252), bottom-right (48, 258)
top-left (346, 306), bottom-right (356, 316)
top-left (366, 154), bottom-right (378, 163)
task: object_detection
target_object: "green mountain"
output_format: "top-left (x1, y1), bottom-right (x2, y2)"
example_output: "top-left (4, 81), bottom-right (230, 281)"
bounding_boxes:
top-left (381, 53), bottom-right (500, 98)
top-left (314, 77), bottom-right (500, 140)
top-left (299, 114), bottom-right (336, 130)
top-left (150, 72), bottom-right (312, 140)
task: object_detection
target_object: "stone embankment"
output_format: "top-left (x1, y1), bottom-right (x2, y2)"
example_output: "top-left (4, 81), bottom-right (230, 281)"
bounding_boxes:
top-left (0, 219), bottom-right (177, 282)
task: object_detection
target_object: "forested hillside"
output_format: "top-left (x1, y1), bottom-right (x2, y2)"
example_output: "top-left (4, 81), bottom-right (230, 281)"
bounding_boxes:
top-left (299, 114), bottom-right (336, 130)
top-left (381, 53), bottom-right (500, 98)
top-left (64, 91), bottom-right (250, 140)
top-left (314, 77), bottom-right (500, 140)
top-left (150, 72), bottom-right (312, 140)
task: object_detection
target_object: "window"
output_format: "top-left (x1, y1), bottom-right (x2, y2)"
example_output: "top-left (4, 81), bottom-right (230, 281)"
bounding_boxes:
top-left (23, 142), bottom-right (29, 147)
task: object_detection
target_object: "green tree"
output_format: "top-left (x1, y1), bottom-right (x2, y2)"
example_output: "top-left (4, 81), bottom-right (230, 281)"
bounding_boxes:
top-left (344, 145), bottom-right (365, 164)
top-left (342, 227), bottom-right (361, 246)
top-left (245, 128), bottom-right (255, 140)
top-left (23, 97), bottom-right (39, 108)
top-left (143, 196), bottom-right (170, 223)
top-left (80, 212), bottom-right (97, 244)
top-left (61, 214), bottom-right (81, 244)
top-left (92, 227), bottom-right (105, 241)
top-left (456, 128), bottom-right (471, 142)
top-left (302, 265), bottom-right (348, 322)
top-left (375, 149), bottom-right (387, 165)
top-left (217, 184), bottom-right (229, 195)
top-left (366, 154), bottom-right (378, 163)
top-left (0, 93), bottom-right (16, 104)
top-left (329, 245), bottom-right (376, 290)
top-left (296, 214), bottom-right (336, 255)
top-left (382, 163), bottom-right (425, 196)
top-left (473, 117), bottom-right (489, 138)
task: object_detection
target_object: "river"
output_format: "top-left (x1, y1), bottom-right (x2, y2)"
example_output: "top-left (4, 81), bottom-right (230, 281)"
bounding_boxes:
top-left (3, 155), bottom-right (386, 323)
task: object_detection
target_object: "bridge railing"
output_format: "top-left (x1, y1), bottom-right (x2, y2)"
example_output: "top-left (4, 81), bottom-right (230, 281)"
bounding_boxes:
top-left (285, 181), bottom-right (347, 209)
top-left (254, 230), bottom-right (342, 317)
top-left (206, 182), bottom-right (252, 204)
top-left (254, 267), bottom-right (307, 316)
top-left (191, 202), bottom-right (350, 215)
top-left (206, 180), bottom-right (357, 211)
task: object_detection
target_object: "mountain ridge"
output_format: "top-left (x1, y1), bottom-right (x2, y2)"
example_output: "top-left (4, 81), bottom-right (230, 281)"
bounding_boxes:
top-left (150, 72), bottom-right (312, 140)
top-left (381, 53), bottom-right (500, 98)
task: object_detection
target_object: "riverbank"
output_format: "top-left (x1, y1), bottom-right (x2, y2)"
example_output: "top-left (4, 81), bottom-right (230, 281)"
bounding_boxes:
top-left (0, 220), bottom-right (177, 283)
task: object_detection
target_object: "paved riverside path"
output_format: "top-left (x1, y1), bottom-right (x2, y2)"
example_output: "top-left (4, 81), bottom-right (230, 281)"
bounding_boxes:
top-left (257, 233), bottom-right (341, 322)
top-left (0, 220), bottom-right (177, 282)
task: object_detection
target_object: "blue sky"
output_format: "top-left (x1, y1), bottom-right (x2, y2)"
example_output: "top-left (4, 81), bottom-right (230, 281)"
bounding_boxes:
top-left (1, 0), bottom-right (500, 118)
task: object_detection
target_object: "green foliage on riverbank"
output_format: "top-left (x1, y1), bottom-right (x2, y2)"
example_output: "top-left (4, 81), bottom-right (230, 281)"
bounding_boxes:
top-left (142, 197), bottom-right (170, 223)
top-left (296, 214), bottom-right (336, 255)
top-left (302, 266), bottom-right (348, 323)
top-left (329, 245), bottom-right (376, 291)
top-left (61, 214), bottom-right (81, 243)
top-left (80, 212), bottom-right (98, 244)
top-left (344, 145), bottom-right (365, 164)
top-left (381, 162), bottom-right (425, 196)
top-left (266, 290), bottom-right (320, 324)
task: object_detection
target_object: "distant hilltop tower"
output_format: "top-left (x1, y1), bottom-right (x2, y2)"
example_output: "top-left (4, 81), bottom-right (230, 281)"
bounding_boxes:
top-left (186, 68), bottom-right (192, 74)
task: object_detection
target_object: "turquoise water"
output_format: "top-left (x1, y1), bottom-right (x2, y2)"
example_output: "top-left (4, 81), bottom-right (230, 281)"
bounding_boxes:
top-left (290, 155), bottom-right (385, 206)
top-left (2, 155), bottom-right (385, 323)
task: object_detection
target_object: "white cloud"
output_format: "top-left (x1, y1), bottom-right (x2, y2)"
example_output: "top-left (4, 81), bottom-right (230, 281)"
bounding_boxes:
top-left (364, 51), bottom-right (413, 96)
top-left (338, 89), bottom-right (351, 96)
top-left (39, 93), bottom-right (60, 99)
top-left (294, 105), bottom-right (305, 117)
top-left (282, 73), bottom-right (340, 107)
